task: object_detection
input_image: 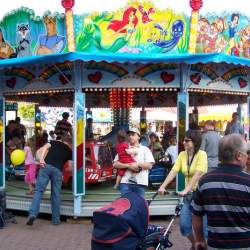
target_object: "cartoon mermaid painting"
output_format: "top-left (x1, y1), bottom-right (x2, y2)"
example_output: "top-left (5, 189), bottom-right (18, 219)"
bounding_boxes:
top-left (92, 7), bottom-right (139, 53)
top-left (107, 7), bottom-right (138, 34)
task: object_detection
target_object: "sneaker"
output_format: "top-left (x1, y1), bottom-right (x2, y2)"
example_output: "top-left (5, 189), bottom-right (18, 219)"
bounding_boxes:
top-left (52, 221), bottom-right (61, 226)
top-left (26, 216), bottom-right (35, 226)
top-left (128, 176), bottom-right (137, 184)
top-left (113, 185), bottom-right (118, 189)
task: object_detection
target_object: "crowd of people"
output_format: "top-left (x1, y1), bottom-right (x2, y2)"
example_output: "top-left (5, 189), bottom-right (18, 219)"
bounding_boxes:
top-left (5, 112), bottom-right (73, 226)
top-left (112, 112), bottom-right (250, 250)
top-left (5, 110), bottom-right (250, 249)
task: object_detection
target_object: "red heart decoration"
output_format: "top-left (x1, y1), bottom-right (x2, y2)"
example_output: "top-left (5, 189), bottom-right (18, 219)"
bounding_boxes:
top-left (190, 73), bottom-right (201, 85)
top-left (59, 74), bottom-right (72, 85)
top-left (88, 72), bottom-right (102, 84)
top-left (6, 77), bottom-right (17, 88)
top-left (238, 77), bottom-right (247, 88)
top-left (161, 71), bottom-right (175, 84)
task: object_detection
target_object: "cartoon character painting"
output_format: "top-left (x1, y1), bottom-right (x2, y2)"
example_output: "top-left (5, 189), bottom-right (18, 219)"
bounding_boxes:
top-left (151, 20), bottom-right (184, 52)
top-left (36, 15), bottom-right (66, 55)
top-left (196, 13), bottom-right (249, 58)
top-left (0, 28), bottom-right (15, 59)
top-left (204, 23), bottom-right (219, 53)
top-left (91, 7), bottom-right (140, 53)
top-left (138, 5), bottom-right (155, 24)
top-left (228, 13), bottom-right (240, 55)
top-left (16, 24), bottom-right (32, 57)
top-left (107, 7), bottom-right (138, 34)
top-left (238, 25), bottom-right (250, 58)
top-left (147, 23), bottom-right (167, 43)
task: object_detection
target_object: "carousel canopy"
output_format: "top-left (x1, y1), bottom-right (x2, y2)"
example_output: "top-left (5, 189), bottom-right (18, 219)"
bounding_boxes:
top-left (0, 52), bottom-right (250, 68)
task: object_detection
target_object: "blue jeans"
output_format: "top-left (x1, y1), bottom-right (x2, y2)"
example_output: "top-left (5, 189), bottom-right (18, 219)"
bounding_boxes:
top-left (180, 195), bottom-right (207, 238)
top-left (119, 183), bottom-right (146, 197)
top-left (29, 164), bottom-right (62, 224)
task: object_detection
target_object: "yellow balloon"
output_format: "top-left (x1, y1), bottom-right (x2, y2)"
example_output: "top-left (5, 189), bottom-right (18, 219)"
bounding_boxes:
top-left (10, 149), bottom-right (25, 166)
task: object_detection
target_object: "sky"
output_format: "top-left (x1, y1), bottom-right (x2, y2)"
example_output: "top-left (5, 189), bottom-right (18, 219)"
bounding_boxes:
top-left (0, 0), bottom-right (249, 19)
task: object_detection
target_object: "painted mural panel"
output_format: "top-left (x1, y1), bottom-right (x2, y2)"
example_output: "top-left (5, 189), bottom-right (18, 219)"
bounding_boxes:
top-left (196, 13), bottom-right (250, 58)
top-left (74, 1), bottom-right (189, 54)
top-left (83, 62), bottom-right (180, 88)
top-left (0, 8), bottom-right (67, 59)
top-left (187, 62), bottom-right (250, 92)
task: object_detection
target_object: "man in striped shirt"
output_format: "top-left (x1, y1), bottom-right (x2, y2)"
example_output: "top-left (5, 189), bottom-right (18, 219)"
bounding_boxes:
top-left (191, 134), bottom-right (250, 250)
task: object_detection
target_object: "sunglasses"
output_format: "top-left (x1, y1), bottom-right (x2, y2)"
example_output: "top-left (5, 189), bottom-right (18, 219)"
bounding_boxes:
top-left (183, 138), bottom-right (192, 143)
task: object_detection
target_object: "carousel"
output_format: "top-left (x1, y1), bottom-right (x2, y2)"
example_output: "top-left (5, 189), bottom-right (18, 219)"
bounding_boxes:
top-left (0, 0), bottom-right (249, 217)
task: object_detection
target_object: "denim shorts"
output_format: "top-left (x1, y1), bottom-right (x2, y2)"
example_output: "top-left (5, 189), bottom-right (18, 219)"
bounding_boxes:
top-left (119, 183), bottom-right (146, 197)
top-left (179, 193), bottom-right (207, 237)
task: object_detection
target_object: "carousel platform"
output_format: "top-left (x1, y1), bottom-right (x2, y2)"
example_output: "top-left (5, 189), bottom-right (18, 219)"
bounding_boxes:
top-left (5, 180), bottom-right (179, 217)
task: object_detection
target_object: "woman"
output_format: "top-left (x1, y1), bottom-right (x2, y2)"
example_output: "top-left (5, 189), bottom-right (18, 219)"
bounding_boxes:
top-left (158, 130), bottom-right (208, 250)
top-left (107, 7), bottom-right (138, 34)
top-left (149, 132), bottom-right (163, 162)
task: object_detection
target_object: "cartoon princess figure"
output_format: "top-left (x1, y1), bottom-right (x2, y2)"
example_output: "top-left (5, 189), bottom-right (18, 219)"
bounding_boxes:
top-left (107, 7), bottom-right (138, 34)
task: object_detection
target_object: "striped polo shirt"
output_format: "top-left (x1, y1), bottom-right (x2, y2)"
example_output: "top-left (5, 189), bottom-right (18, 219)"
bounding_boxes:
top-left (191, 164), bottom-right (250, 249)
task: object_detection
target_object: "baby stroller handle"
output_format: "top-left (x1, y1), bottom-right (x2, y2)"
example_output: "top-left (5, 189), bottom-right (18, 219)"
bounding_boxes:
top-left (147, 191), bottom-right (160, 206)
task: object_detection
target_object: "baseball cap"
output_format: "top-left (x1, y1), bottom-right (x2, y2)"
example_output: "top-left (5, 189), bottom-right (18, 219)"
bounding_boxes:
top-left (127, 127), bottom-right (141, 137)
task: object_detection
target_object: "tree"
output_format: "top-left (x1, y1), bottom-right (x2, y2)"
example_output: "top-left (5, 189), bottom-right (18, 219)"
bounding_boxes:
top-left (18, 103), bottom-right (35, 120)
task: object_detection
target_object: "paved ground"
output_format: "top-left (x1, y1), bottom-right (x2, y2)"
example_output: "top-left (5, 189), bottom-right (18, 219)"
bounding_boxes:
top-left (0, 214), bottom-right (190, 250)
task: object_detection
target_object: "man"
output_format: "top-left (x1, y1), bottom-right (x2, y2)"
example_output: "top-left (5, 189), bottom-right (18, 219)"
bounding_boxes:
top-left (191, 134), bottom-right (250, 250)
top-left (15, 117), bottom-right (26, 145)
top-left (54, 112), bottom-right (72, 138)
top-left (85, 118), bottom-right (94, 140)
top-left (200, 120), bottom-right (220, 172)
top-left (36, 15), bottom-right (66, 55)
top-left (26, 134), bottom-right (72, 226)
top-left (113, 127), bottom-right (155, 196)
top-left (224, 112), bottom-right (243, 135)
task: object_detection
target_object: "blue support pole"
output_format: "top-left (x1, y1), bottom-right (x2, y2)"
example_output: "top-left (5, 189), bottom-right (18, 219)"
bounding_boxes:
top-left (176, 64), bottom-right (189, 192)
top-left (0, 98), bottom-right (5, 189)
top-left (73, 61), bottom-right (85, 216)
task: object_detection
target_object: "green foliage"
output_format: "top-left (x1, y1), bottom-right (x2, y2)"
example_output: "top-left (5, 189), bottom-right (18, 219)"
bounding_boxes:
top-left (76, 21), bottom-right (95, 51)
top-left (18, 103), bottom-right (35, 120)
top-left (92, 12), bottom-right (114, 24)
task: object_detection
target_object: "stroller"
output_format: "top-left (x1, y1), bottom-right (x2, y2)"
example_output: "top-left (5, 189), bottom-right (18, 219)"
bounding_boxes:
top-left (91, 192), bottom-right (183, 250)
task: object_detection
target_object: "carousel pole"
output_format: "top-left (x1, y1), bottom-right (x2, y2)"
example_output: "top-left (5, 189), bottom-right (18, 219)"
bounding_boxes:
top-left (0, 95), bottom-right (5, 190)
top-left (0, 87), bottom-right (5, 228)
top-left (188, 0), bottom-right (203, 53)
top-left (72, 60), bottom-right (85, 217)
top-left (176, 63), bottom-right (189, 191)
top-left (61, 0), bottom-right (83, 216)
top-left (61, 0), bottom-right (76, 52)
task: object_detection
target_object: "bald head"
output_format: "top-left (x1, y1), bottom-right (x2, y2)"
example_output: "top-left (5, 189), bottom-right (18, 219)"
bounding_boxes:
top-left (219, 134), bottom-right (247, 163)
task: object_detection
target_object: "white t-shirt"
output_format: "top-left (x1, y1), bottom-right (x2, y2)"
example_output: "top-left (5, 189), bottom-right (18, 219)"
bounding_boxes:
top-left (114, 144), bottom-right (155, 186)
top-left (165, 145), bottom-right (178, 164)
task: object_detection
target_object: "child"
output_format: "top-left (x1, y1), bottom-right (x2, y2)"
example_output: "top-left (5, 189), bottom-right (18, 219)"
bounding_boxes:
top-left (24, 138), bottom-right (37, 195)
top-left (114, 129), bottom-right (138, 189)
